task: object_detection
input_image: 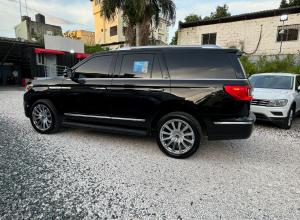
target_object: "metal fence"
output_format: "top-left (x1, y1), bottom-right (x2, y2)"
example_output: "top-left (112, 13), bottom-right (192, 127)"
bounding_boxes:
top-left (44, 65), bottom-right (67, 77)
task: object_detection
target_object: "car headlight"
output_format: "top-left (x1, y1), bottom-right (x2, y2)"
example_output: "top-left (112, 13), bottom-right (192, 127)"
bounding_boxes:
top-left (25, 84), bottom-right (33, 92)
top-left (266, 99), bottom-right (288, 107)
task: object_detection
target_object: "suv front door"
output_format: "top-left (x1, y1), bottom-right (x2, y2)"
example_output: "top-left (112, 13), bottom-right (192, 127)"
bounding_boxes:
top-left (110, 52), bottom-right (170, 128)
top-left (61, 54), bottom-right (117, 118)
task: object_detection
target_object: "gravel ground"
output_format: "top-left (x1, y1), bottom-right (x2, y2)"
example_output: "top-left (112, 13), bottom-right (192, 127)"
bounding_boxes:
top-left (1, 90), bottom-right (300, 219)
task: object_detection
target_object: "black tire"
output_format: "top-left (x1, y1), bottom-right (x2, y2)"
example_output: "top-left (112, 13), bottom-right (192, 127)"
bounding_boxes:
top-left (280, 106), bottom-right (294, 130)
top-left (155, 111), bottom-right (203, 159)
top-left (29, 99), bottom-right (62, 134)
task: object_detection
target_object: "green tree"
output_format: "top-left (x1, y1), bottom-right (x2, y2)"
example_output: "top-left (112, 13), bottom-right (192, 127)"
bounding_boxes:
top-left (201, 4), bottom-right (231, 21)
top-left (210, 4), bottom-right (231, 19)
top-left (184, 13), bottom-right (202, 22)
top-left (170, 30), bottom-right (178, 45)
top-left (101, 0), bottom-right (176, 46)
top-left (280, 0), bottom-right (289, 8)
top-left (279, 0), bottom-right (300, 8)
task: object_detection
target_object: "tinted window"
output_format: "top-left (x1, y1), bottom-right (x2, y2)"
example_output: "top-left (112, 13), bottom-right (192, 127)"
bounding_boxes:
top-left (74, 56), bottom-right (113, 78)
top-left (249, 75), bottom-right (294, 90)
top-left (152, 55), bottom-right (162, 78)
top-left (120, 54), bottom-right (154, 78)
top-left (295, 76), bottom-right (300, 89)
top-left (164, 52), bottom-right (236, 79)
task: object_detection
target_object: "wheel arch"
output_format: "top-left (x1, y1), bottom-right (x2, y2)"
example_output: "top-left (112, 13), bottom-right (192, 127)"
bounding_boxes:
top-left (151, 101), bottom-right (207, 135)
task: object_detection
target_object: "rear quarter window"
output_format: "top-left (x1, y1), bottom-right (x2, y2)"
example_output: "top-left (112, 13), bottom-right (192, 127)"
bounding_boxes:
top-left (164, 52), bottom-right (236, 79)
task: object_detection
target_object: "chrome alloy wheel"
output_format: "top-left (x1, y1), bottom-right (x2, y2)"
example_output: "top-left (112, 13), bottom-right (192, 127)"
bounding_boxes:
top-left (32, 104), bottom-right (52, 131)
top-left (288, 109), bottom-right (293, 127)
top-left (160, 119), bottom-right (195, 155)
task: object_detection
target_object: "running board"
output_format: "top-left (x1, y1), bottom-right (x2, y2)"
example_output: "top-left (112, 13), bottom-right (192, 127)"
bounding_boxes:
top-left (62, 121), bottom-right (149, 136)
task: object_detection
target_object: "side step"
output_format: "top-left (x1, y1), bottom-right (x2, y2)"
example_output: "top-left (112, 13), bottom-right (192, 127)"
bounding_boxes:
top-left (62, 121), bottom-right (149, 136)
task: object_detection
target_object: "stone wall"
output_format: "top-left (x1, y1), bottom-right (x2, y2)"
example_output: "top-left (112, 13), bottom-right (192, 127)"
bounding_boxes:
top-left (178, 13), bottom-right (300, 56)
top-left (27, 21), bottom-right (62, 41)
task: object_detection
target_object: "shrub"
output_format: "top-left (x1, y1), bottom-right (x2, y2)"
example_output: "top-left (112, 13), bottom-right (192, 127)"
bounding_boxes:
top-left (240, 53), bottom-right (300, 76)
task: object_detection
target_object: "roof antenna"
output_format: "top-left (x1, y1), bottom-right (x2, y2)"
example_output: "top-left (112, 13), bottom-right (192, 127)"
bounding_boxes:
top-left (25, 0), bottom-right (29, 16)
top-left (19, 0), bottom-right (22, 22)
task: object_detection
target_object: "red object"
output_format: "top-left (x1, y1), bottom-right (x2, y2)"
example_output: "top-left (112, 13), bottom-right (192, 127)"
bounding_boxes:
top-left (76, 53), bottom-right (91, 59)
top-left (22, 78), bottom-right (34, 87)
top-left (224, 86), bottom-right (253, 101)
top-left (35, 48), bottom-right (65, 55)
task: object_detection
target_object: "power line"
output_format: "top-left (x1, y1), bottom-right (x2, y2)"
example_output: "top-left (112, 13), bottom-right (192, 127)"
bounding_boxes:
top-left (19, 0), bottom-right (22, 21)
top-left (25, 0), bottom-right (29, 16)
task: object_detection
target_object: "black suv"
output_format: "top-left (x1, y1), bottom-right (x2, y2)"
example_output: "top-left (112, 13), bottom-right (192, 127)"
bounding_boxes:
top-left (24, 45), bottom-right (255, 158)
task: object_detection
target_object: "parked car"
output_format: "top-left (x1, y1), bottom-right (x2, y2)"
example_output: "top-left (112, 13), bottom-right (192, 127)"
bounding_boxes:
top-left (249, 73), bottom-right (300, 129)
top-left (24, 45), bottom-right (255, 158)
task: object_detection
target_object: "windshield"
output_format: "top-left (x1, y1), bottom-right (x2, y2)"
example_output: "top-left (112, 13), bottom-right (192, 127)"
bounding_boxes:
top-left (249, 75), bottom-right (294, 90)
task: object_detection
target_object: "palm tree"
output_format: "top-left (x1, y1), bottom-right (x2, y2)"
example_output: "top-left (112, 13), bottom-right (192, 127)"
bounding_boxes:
top-left (101, 0), bottom-right (176, 46)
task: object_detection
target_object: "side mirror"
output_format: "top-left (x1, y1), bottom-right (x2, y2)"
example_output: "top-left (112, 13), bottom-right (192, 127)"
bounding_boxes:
top-left (63, 68), bottom-right (73, 78)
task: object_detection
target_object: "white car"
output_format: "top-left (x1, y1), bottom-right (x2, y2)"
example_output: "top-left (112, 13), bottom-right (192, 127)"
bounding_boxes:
top-left (249, 73), bottom-right (300, 129)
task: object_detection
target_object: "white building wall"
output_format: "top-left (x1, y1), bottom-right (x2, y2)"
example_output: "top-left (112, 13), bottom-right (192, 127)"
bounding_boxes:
top-left (44, 35), bottom-right (84, 53)
top-left (178, 13), bottom-right (300, 55)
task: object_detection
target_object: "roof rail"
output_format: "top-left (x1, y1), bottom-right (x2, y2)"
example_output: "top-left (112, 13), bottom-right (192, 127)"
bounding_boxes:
top-left (118, 45), bottom-right (223, 50)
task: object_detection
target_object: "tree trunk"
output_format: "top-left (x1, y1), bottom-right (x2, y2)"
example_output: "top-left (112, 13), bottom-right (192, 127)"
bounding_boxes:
top-left (136, 22), bottom-right (142, 46)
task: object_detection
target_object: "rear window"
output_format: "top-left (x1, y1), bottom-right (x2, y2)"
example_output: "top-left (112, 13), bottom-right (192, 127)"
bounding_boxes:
top-left (164, 52), bottom-right (236, 79)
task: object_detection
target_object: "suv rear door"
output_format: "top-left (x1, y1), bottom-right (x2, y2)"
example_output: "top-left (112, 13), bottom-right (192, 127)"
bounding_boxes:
top-left (110, 51), bottom-right (170, 128)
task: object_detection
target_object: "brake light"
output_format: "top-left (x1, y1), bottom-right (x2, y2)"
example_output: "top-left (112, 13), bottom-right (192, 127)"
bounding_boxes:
top-left (224, 86), bottom-right (253, 100)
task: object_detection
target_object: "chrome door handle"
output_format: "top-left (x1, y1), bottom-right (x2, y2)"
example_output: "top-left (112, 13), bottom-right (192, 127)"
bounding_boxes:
top-left (93, 87), bottom-right (106, 90)
top-left (149, 88), bottom-right (164, 92)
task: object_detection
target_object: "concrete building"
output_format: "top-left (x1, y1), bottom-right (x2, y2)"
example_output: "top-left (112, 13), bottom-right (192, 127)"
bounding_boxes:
top-left (63, 30), bottom-right (95, 46)
top-left (178, 6), bottom-right (300, 56)
top-left (14, 14), bottom-right (62, 42)
top-left (91, 0), bottom-right (170, 48)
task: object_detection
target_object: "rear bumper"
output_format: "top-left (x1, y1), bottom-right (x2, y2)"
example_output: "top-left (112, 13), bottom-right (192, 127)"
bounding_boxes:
top-left (204, 113), bottom-right (255, 140)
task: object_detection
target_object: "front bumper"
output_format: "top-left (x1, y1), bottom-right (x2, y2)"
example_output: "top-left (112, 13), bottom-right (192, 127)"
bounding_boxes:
top-left (251, 105), bottom-right (288, 125)
top-left (24, 101), bottom-right (30, 118)
top-left (204, 112), bottom-right (255, 141)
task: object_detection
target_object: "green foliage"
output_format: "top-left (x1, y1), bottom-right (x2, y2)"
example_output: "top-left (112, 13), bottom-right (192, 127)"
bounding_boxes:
top-left (184, 13), bottom-right (202, 22)
top-left (101, 0), bottom-right (176, 46)
top-left (84, 44), bottom-right (109, 54)
top-left (210, 4), bottom-right (231, 19)
top-left (170, 30), bottom-right (178, 45)
top-left (200, 4), bottom-right (231, 21)
top-left (279, 0), bottom-right (300, 8)
top-left (240, 53), bottom-right (300, 76)
top-left (280, 0), bottom-right (289, 8)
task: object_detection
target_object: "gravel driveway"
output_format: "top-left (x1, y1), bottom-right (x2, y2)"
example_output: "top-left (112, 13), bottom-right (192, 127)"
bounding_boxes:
top-left (1, 90), bottom-right (300, 219)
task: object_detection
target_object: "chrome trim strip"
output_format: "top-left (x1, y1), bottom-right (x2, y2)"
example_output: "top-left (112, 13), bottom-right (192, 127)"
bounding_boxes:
top-left (64, 113), bottom-right (145, 122)
top-left (49, 86), bottom-right (61, 89)
top-left (214, 122), bottom-right (253, 125)
top-left (61, 87), bottom-right (71, 89)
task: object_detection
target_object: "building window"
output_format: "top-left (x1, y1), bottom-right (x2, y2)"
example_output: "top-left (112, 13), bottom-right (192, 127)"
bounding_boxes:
top-left (166, 37), bottom-right (168, 43)
top-left (101, 29), bottom-right (103, 32)
top-left (36, 54), bottom-right (44, 65)
top-left (31, 28), bottom-right (34, 35)
top-left (110, 26), bottom-right (117, 36)
top-left (95, 0), bottom-right (101, 6)
top-left (202, 33), bottom-right (217, 45)
top-left (158, 35), bottom-right (162, 41)
top-left (158, 22), bottom-right (163, 29)
top-left (276, 24), bottom-right (299, 42)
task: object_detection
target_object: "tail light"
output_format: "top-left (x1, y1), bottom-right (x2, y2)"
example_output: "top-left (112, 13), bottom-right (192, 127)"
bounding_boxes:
top-left (224, 86), bottom-right (253, 100)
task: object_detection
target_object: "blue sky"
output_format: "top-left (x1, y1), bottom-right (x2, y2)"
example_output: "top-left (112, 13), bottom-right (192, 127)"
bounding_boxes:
top-left (1, 0), bottom-right (281, 43)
